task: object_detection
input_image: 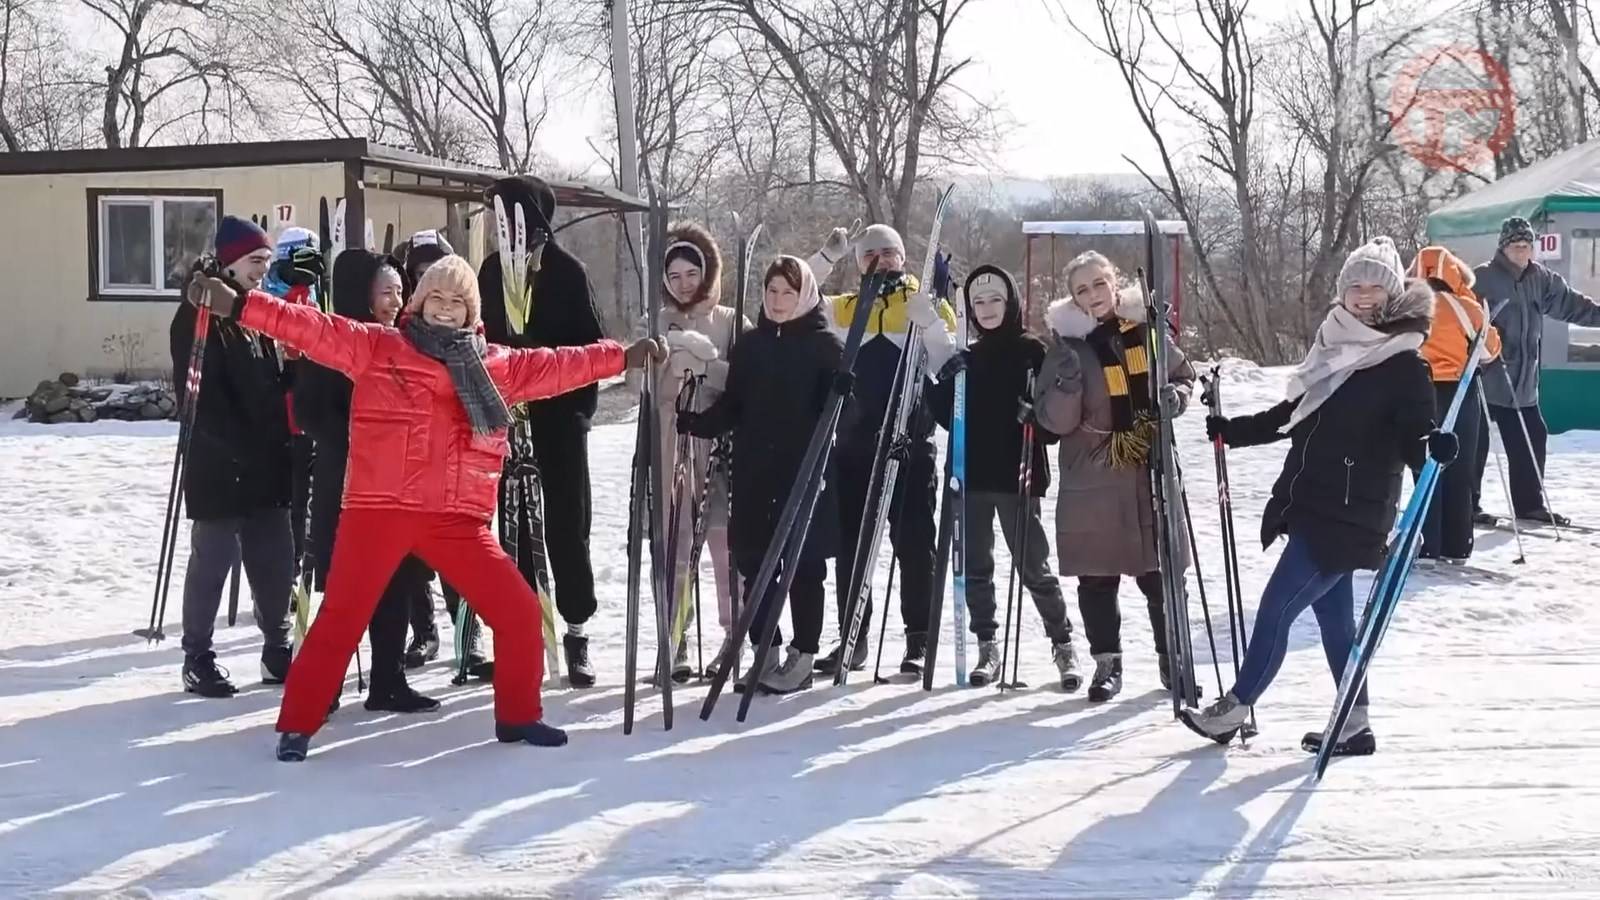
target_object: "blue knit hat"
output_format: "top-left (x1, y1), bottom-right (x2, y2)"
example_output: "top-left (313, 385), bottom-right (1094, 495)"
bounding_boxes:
top-left (215, 215), bottom-right (273, 267)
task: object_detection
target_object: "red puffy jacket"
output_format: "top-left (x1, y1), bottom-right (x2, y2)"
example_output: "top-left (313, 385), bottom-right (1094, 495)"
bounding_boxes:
top-left (239, 290), bottom-right (624, 521)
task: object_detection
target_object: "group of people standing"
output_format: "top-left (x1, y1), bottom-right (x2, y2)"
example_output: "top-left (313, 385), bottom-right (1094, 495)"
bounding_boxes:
top-left (171, 187), bottom-right (1596, 761)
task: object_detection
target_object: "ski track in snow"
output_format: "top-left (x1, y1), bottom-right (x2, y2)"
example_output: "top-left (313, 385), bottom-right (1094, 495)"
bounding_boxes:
top-left (3, 365), bottom-right (1599, 898)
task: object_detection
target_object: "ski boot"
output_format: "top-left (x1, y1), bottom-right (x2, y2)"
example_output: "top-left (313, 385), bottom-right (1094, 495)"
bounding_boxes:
top-left (563, 630), bottom-right (595, 688)
top-left (260, 644), bottom-right (292, 685)
top-left (364, 683), bottom-right (441, 714)
top-left (183, 651), bottom-right (239, 698)
top-left (968, 640), bottom-right (1001, 687)
top-left (813, 635), bottom-right (869, 675)
top-left (1179, 692), bottom-right (1251, 744)
top-left (759, 647), bottom-right (816, 694)
top-left (1086, 653), bottom-right (1122, 703)
top-left (405, 627), bottom-right (441, 669)
top-left (276, 732), bottom-right (310, 762)
top-left (900, 631), bottom-right (928, 676)
top-left (495, 720), bottom-right (569, 747)
top-left (1302, 706), bottom-right (1377, 757)
top-left (1052, 640), bottom-right (1082, 692)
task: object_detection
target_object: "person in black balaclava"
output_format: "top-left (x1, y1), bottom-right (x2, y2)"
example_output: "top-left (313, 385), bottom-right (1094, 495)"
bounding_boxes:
top-left (478, 175), bottom-right (608, 687)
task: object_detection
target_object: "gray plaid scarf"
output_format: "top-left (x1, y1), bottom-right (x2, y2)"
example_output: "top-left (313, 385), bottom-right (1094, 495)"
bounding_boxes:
top-left (404, 317), bottom-right (513, 434)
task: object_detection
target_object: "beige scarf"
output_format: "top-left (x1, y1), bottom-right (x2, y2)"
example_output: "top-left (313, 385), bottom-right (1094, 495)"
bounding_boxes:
top-left (1282, 305), bottom-right (1423, 433)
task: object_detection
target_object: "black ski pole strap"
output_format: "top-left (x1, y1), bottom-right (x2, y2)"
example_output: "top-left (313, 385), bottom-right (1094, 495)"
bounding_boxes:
top-left (831, 370), bottom-right (856, 396)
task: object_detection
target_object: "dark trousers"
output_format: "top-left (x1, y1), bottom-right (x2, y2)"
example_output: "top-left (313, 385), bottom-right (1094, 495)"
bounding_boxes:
top-left (1490, 404), bottom-right (1550, 517)
top-left (307, 442), bottom-right (347, 591)
top-left (289, 434), bottom-right (314, 570)
top-left (744, 556), bottom-right (826, 654)
top-left (529, 424), bottom-right (597, 624)
top-left (834, 443), bottom-right (938, 640)
top-left (409, 578), bottom-right (438, 637)
top-left (966, 490), bottom-right (1071, 643)
top-left (1077, 571), bottom-right (1167, 658)
top-left (180, 508), bottom-right (294, 658)
top-left (367, 556), bottom-right (432, 695)
top-left (1421, 379), bottom-right (1482, 559)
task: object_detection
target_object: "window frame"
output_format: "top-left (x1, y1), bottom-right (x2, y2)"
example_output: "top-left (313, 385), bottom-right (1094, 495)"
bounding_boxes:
top-left (85, 187), bottom-right (223, 302)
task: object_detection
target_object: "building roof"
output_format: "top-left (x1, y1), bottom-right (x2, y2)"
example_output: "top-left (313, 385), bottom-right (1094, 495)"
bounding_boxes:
top-left (1428, 139), bottom-right (1600, 238)
top-left (0, 138), bottom-right (646, 212)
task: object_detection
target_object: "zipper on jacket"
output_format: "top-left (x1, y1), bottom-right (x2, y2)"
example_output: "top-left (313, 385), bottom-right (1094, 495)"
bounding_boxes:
top-left (1343, 457), bottom-right (1354, 505)
top-left (1283, 411), bottom-right (1322, 517)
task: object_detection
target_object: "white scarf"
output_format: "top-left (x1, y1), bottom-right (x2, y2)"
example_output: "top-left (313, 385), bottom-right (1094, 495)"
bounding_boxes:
top-left (1282, 304), bottom-right (1424, 432)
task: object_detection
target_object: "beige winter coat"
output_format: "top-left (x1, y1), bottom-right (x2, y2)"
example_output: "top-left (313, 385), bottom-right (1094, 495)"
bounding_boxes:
top-left (1035, 290), bottom-right (1194, 578)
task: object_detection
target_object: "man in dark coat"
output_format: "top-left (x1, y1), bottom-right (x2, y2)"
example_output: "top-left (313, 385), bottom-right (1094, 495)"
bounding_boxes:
top-left (478, 175), bottom-right (608, 686)
top-left (169, 215), bottom-right (295, 697)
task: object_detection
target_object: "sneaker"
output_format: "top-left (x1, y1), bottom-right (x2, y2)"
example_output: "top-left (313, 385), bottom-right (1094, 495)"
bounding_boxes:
top-left (260, 644), bottom-right (292, 685)
top-left (364, 684), bottom-right (442, 713)
top-left (968, 640), bottom-right (1001, 687)
top-left (562, 634), bottom-right (595, 688)
top-left (735, 640), bottom-right (783, 694)
top-left (495, 720), bottom-right (568, 747)
top-left (1179, 692), bottom-right (1252, 743)
top-left (1052, 640), bottom-right (1082, 692)
top-left (813, 636), bottom-right (869, 675)
top-left (899, 631), bottom-right (928, 676)
top-left (1302, 706), bottom-right (1377, 756)
top-left (183, 651), bottom-right (239, 697)
top-left (758, 646), bottom-right (815, 694)
top-left (1086, 654), bottom-right (1122, 703)
top-left (404, 629), bottom-right (440, 669)
top-left (276, 732), bottom-right (310, 762)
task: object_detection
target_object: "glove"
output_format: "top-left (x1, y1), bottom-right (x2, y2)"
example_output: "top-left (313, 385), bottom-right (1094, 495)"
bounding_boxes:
top-left (624, 338), bottom-right (666, 370)
top-left (186, 273), bottom-right (241, 318)
top-left (665, 330), bottom-right (718, 378)
top-left (1161, 383), bottom-right (1189, 416)
top-left (1205, 415), bottom-right (1231, 445)
top-left (907, 291), bottom-right (940, 329)
top-left (1047, 347), bottom-right (1083, 393)
top-left (932, 251), bottom-right (952, 298)
top-left (1428, 429), bottom-right (1460, 465)
top-left (819, 226), bottom-right (851, 265)
top-left (284, 247), bottom-right (325, 287)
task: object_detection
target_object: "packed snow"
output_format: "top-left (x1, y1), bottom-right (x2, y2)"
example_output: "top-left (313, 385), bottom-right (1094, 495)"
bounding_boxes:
top-left (3, 364), bottom-right (1599, 898)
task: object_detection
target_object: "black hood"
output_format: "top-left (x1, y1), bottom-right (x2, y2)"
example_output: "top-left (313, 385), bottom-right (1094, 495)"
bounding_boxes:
top-left (485, 175), bottom-right (558, 233)
top-left (330, 249), bottom-right (396, 322)
top-left (964, 264), bottom-right (1022, 337)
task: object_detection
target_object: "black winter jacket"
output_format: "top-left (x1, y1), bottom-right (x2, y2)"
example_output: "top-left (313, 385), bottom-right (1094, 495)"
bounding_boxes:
top-left (1224, 352), bottom-right (1436, 573)
top-left (170, 299), bottom-right (292, 521)
top-left (685, 303), bottom-right (844, 574)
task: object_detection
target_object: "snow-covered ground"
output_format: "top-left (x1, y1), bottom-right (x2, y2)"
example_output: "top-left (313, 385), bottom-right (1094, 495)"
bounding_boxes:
top-left (3, 365), bottom-right (1599, 898)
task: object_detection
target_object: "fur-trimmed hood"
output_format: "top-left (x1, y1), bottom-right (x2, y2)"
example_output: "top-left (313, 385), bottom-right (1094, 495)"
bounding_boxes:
top-left (1046, 285), bottom-right (1148, 339)
top-left (664, 221), bottom-right (723, 315)
top-left (1366, 278), bottom-right (1437, 335)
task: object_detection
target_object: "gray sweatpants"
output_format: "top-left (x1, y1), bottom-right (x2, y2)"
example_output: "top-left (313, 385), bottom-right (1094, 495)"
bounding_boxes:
top-left (180, 508), bottom-right (295, 658)
top-left (966, 490), bottom-right (1071, 644)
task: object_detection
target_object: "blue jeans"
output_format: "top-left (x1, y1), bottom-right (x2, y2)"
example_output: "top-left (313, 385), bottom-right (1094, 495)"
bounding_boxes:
top-left (1231, 534), bottom-right (1368, 708)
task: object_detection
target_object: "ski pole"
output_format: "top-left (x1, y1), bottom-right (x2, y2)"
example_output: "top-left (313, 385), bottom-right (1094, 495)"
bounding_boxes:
top-left (1004, 418), bottom-right (1036, 691)
top-left (1204, 368), bottom-right (1254, 739)
top-left (870, 558), bottom-right (898, 684)
top-left (1478, 388), bottom-right (1527, 564)
top-left (1494, 364), bottom-right (1565, 540)
top-left (148, 299), bottom-right (213, 642)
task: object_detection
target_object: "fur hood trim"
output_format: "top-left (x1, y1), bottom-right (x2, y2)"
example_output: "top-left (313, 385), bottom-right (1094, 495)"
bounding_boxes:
top-left (1373, 279), bottom-right (1437, 331)
top-left (1046, 285), bottom-right (1148, 339)
top-left (664, 221), bottom-right (723, 315)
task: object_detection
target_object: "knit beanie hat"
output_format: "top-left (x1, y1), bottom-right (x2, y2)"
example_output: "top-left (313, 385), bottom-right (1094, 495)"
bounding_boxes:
top-left (215, 215), bottom-right (273, 267)
top-left (1499, 216), bottom-right (1536, 249)
top-left (1337, 235), bottom-right (1406, 301)
top-left (854, 224), bottom-right (906, 270)
top-left (273, 226), bottom-right (318, 258)
top-left (405, 255), bottom-right (481, 328)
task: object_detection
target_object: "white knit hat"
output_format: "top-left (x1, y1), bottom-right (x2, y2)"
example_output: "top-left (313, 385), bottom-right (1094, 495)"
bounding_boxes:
top-left (854, 224), bottom-right (906, 270)
top-left (1338, 236), bottom-right (1406, 301)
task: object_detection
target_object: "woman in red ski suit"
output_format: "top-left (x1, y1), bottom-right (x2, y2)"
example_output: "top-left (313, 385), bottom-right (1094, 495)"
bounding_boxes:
top-left (188, 255), bottom-right (660, 761)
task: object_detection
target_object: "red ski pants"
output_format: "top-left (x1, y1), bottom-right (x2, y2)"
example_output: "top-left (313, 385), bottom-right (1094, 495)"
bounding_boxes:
top-left (276, 508), bottom-right (545, 734)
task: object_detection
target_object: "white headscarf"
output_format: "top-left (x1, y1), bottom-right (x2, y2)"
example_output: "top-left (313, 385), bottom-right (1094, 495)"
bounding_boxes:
top-left (764, 255), bottom-right (821, 323)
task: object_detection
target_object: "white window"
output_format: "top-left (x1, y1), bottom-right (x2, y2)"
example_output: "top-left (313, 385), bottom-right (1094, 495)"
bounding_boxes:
top-left (93, 194), bottom-right (218, 298)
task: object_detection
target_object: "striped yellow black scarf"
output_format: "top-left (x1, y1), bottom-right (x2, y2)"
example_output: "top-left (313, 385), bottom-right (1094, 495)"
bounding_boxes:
top-left (1087, 318), bottom-right (1155, 468)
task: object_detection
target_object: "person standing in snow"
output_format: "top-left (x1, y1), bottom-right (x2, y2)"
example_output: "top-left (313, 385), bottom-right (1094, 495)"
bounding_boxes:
top-left (1471, 217), bottom-right (1600, 527)
top-left (919, 264), bottom-right (1081, 690)
top-left (1182, 237), bottom-right (1456, 754)
top-left (169, 215), bottom-right (296, 697)
top-left (677, 256), bottom-right (843, 693)
top-left (809, 223), bottom-right (957, 677)
top-left (1410, 246), bottom-right (1502, 563)
top-left (261, 226), bottom-right (323, 581)
top-left (1033, 251), bottom-right (1194, 703)
top-left (653, 221), bottom-right (747, 680)
top-left (291, 248), bottom-right (441, 713)
top-left (477, 176), bottom-right (609, 687)
top-left (187, 254), bottom-right (663, 760)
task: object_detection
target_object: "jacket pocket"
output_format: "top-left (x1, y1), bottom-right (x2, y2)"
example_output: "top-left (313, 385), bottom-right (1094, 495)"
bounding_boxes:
top-left (348, 411), bottom-right (413, 500)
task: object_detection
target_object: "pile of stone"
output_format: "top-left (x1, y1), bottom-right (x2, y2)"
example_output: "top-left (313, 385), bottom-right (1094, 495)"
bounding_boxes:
top-left (17, 373), bottom-right (177, 423)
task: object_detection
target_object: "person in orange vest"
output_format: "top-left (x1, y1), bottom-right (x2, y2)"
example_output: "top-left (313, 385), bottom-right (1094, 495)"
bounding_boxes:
top-left (1410, 246), bottom-right (1502, 563)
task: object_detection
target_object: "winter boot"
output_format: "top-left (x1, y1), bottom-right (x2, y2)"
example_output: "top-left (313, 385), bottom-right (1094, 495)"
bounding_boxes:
top-left (404, 627), bottom-right (441, 669)
top-left (1086, 653), bottom-right (1122, 703)
top-left (968, 640), bottom-right (1001, 687)
top-left (364, 683), bottom-right (442, 714)
top-left (705, 633), bottom-right (744, 680)
top-left (900, 631), bottom-right (928, 676)
top-left (260, 644), bottom-right (292, 685)
top-left (735, 640), bottom-right (783, 694)
top-left (1052, 640), bottom-right (1082, 692)
top-left (495, 720), bottom-right (569, 747)
top-left (814, 634), bottom-right (870, 675)
top-left (1301, 705), bottom-right (1377, 757)
top-left (563, 632), bottom-right (595, 688)
top-left (1179, 692), bottom-right (1252, 744)
top-left (1520, 509), bottom-right (1571, 527)
top-left (183, 651), bottom-right (239, 698)
top-left (276, 732), bottom-right (310, 762)
top-left (759, 646), bottom-right (816, 694)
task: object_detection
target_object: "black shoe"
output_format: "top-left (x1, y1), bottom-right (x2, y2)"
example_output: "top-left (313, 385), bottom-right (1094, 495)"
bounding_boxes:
top-left (1473, 510), bottom-right (1499, 527)
top-left (364, 684), bottom-right (441, 713)
top-left (563, 634), bottom-right (595, 688)
top-left (814, 638), bottom-right (869, 675)
top-left (1519, 509), bottom-right (1571, 527)
top-left (1087, 654), bottom-right (1122, 703)
top-left (1301, 727), bottom-right (1377, 757)
top-left (276, 732), bottom-right (310, 762)
top-left (900, 631), bottom-right (928, 676)
top-left (495, 720), bottom-right (569, 747)
top-left (183, 651), bottom-right (239, 697)
top-left (260, 644), bottom-right (292, 685)
top-left (404, 629), bottom-right (440, 669)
